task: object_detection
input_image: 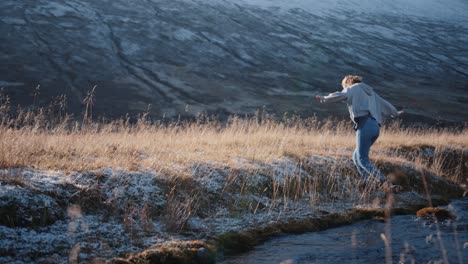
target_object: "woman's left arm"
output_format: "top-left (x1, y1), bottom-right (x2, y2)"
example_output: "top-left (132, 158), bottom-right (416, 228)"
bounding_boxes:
top-left (380, 96), bottom-right (399, 117)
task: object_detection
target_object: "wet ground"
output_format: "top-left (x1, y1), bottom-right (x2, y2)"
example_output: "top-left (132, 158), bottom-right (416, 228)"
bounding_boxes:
top-left (222, 198), bottom-right (468, 264)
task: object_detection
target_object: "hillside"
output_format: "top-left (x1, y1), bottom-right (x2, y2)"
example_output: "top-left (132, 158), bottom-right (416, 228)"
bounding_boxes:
top-left (1, 0), bottom-right (467, 122)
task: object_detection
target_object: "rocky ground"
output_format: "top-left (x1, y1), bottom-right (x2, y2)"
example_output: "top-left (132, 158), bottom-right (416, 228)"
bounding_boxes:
top-left (0, 146), bottom-right (466, 263)
top-left (1, 0), bottom-right (467, 122)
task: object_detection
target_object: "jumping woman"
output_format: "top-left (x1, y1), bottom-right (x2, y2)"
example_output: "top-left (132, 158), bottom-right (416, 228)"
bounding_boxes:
top-left (315, 75), bottom-right (403, 190)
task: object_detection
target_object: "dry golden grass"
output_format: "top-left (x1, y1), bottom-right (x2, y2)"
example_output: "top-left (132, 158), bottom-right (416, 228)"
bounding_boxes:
top-left (0, 90), bottom-right (466, 180)
top-left (0, 114), bottom-right (466, 175)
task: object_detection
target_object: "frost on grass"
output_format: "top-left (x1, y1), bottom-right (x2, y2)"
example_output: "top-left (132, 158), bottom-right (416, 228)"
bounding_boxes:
top-left (0, 154), bottom-right (465, 262)
top-left (0, 214), bottom-right (165, 264)
top-left (0, 169), bottom-right (169, 263)
top-left (102, 170), bottom-right (166, 212)
top-left (0, 185), bottom-right (63, 227)
top-left (191, 162), bottom-right (229, 194)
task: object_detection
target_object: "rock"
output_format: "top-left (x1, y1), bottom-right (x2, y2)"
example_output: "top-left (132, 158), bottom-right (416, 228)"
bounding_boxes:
top-left (391, 191), bottom-right (435, 214)
top-left (0, 185), bottom-right (63, 227)
top-left (416, 207), bottom-right (456, 221)
top-left (126, 240), bottom-right (215, 264)
top-left (381, 162), bottom-right (464, 199)
top-left (110, 258), bottom-right (132, 264)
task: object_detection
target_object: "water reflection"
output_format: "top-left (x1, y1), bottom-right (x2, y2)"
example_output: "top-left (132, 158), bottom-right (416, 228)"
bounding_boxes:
top-left (223, 199), bottom-right (468, 264)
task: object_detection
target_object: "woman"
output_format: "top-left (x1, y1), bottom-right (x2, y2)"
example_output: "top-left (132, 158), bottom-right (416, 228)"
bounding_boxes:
top-left (315, 75), bottom-right (403, 189)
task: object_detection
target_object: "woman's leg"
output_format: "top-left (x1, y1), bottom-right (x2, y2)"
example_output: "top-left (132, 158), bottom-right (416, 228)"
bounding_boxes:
top-left (354, 119), bottom-right (386, 182)
top-left (353, 138), bottom-right (368, 178)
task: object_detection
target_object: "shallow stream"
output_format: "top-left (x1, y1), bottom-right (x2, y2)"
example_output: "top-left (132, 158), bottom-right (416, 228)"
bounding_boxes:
top-left (222, 198), bottom-right (468, 264)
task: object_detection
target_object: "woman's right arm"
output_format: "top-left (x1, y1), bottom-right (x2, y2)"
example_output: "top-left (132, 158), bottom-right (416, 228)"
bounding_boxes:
top-left (316, 91), bottom-right (348, 103)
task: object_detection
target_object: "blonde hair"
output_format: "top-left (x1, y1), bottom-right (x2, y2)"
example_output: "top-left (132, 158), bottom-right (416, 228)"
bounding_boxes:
top-left (341, 75), bottom-right (363, 88)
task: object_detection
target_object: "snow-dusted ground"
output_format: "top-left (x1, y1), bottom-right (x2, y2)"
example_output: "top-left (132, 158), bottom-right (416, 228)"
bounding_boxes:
top-left (0, 149), bottom-right (465, 263)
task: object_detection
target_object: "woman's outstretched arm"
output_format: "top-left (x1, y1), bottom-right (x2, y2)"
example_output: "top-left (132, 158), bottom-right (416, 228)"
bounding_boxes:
top-left (315, 90), bottom-right (348, 103)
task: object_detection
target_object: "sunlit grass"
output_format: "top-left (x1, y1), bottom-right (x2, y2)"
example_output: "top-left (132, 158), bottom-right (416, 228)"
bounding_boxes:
top-left (0, 115), bottom-right (466, 173)
top-left (0, 91), bottom-right (466, 182)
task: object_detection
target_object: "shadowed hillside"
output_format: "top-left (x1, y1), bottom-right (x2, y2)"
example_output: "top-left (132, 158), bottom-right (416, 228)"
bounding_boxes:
top-left (1, 0), bottom-right (467, 122)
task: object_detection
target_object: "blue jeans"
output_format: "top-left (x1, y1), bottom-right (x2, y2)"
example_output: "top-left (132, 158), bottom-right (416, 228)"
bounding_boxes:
top-left (352, 117), bottom-right (386, 182)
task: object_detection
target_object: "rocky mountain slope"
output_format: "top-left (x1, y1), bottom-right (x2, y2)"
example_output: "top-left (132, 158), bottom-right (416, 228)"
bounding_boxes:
top-left (1, 0), bottom-right (467, 121)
